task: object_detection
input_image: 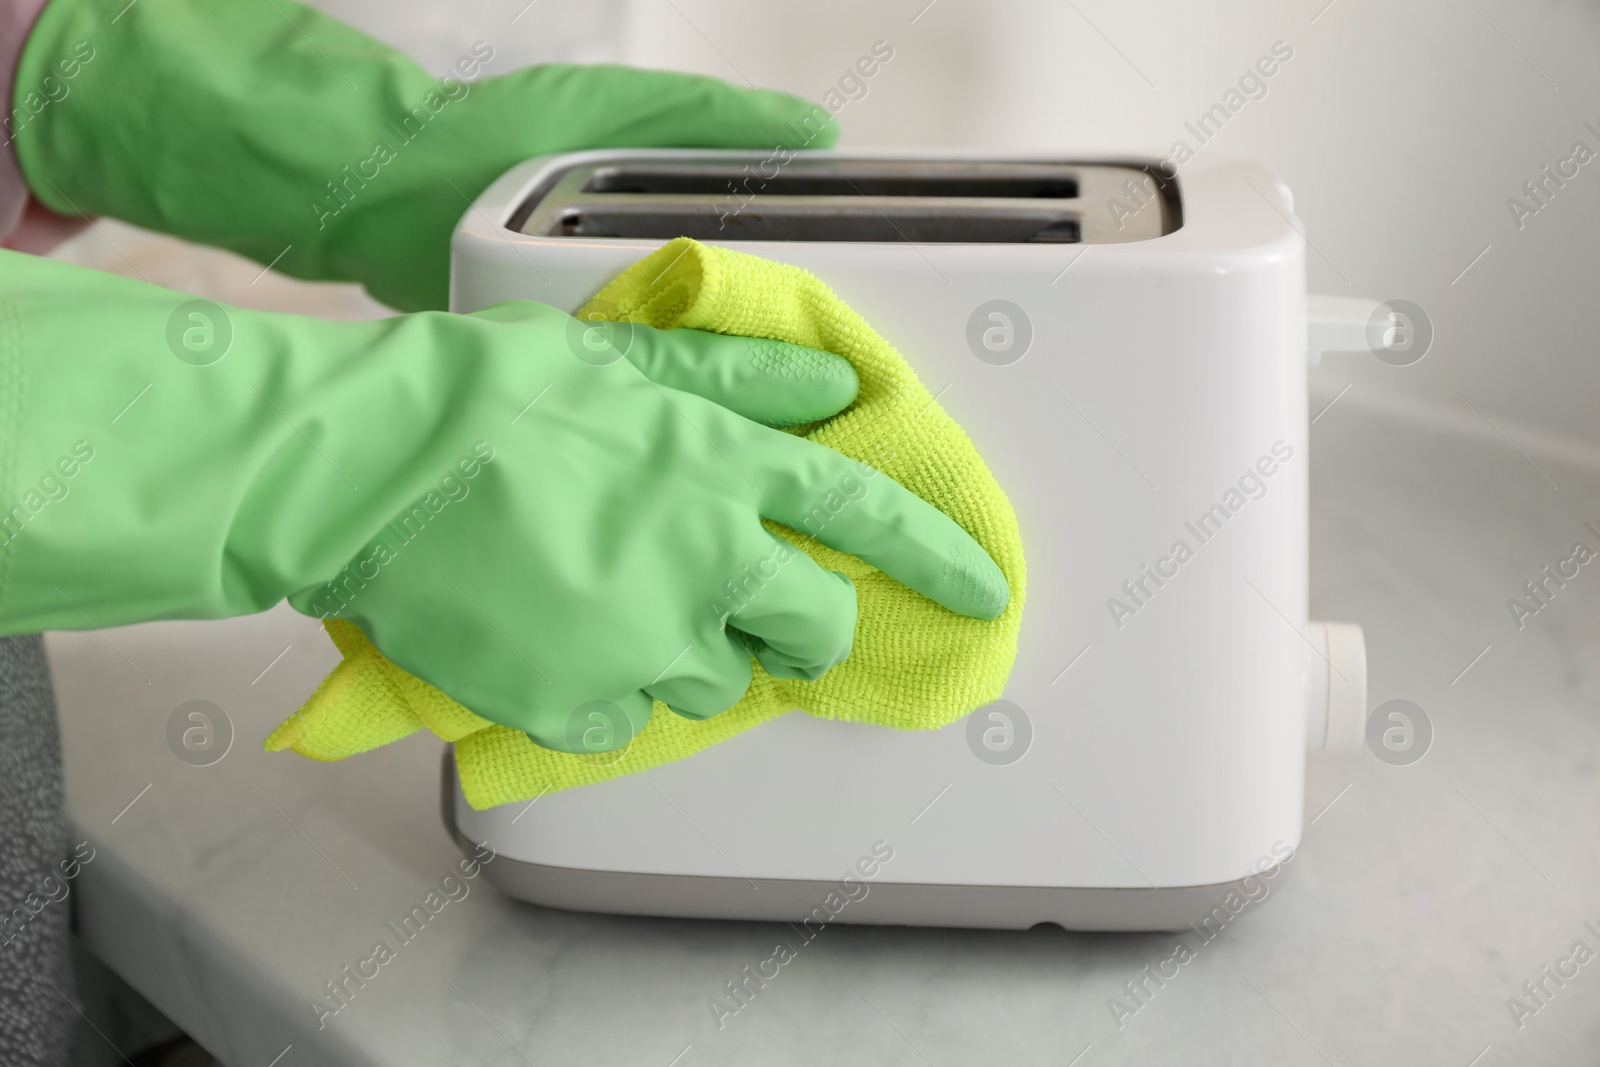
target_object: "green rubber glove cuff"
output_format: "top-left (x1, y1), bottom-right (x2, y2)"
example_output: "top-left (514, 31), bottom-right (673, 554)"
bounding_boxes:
top-left (12, 0), bottom-right (838, 311)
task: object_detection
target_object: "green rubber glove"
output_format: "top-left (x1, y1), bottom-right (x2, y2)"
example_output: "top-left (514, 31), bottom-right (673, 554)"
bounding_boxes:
top-left (11, 0), bottom-right (836, 312)
top-left (0, 252), bottom-right (1008, 750)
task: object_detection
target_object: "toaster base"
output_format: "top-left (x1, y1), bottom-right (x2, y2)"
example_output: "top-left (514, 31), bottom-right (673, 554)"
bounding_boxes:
top-left (445, 821), bottom-right (1287, 933)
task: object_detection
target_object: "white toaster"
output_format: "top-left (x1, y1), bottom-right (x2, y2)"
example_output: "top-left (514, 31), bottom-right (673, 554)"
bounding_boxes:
top-left (442, 149), bottom-right (1370, 931)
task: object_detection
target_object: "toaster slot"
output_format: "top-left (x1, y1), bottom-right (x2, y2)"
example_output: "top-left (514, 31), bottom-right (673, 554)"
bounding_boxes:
top-left (550, 200), bottom-right (1083, 244)
top-left (581, 162), bottom-right (1079, 200)
top-left (512, 157), bottom-right (1178, 244)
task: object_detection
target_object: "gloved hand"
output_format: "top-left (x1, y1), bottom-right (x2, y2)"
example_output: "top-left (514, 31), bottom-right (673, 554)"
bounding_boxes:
top-left (0, 252), bottom-right (1007, 749)
top-left (10, 0), bottom-right (835, 312)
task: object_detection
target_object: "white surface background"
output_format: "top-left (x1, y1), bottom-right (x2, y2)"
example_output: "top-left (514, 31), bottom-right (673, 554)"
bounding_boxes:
top-left (54, 402), bottom-right (1600, 1067)
top-left (45, 1), bottom-right (1600, 1065)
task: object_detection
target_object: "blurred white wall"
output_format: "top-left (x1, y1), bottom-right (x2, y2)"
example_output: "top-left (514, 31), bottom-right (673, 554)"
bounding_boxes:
top-left (125, 0), bottom-right (1600, 456)
top-left (310, 0), bottom-right (630, 70)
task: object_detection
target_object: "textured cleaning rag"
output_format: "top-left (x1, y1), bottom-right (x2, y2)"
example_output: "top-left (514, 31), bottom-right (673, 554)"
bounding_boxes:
top-left (265, 237), bottom-right (1026, 810)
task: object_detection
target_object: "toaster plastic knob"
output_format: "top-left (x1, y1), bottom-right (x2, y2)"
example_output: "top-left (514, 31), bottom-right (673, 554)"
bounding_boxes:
top-left (1305, 620), bottom-right (1367, 752)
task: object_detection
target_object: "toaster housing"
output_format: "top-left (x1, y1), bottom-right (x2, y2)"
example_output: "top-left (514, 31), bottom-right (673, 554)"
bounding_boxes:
top-left (444, 150), bottom-right (1368, 931)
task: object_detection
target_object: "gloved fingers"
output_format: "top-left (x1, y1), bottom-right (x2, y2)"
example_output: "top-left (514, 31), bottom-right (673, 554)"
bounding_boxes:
top-left (619, 325), bottom-right (858, 427)
top-left (522, 690), bottom-right (653, 755)
top-left (746, 430), bottom-right (1010, 621)
top-left (717, 530), bottom-right (858, 680)
top-left (510, 65), bottom-right (839, 151)
top-left (644, 634), bottom-right (754, 720)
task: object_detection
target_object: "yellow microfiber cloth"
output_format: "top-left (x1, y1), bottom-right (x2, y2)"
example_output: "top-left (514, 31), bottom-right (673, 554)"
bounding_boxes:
top-left (265, 238), bottom-right (1026, 809)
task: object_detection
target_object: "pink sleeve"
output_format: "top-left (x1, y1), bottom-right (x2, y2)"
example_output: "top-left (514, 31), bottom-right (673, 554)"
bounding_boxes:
top-left (0, 0), bottom-right (87, 254)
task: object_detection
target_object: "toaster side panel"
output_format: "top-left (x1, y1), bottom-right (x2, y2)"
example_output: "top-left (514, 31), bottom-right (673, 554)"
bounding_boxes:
top-left (448, 154), bottom-right (1313, 894)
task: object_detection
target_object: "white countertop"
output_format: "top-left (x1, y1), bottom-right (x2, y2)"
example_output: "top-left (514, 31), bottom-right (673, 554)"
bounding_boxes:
top-left (52, 397), bottom-right (1600, 1066)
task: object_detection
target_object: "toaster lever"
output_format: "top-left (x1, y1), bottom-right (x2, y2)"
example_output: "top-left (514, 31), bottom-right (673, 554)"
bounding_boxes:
top-left (1306, 294), bottom-right (1384, 366)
